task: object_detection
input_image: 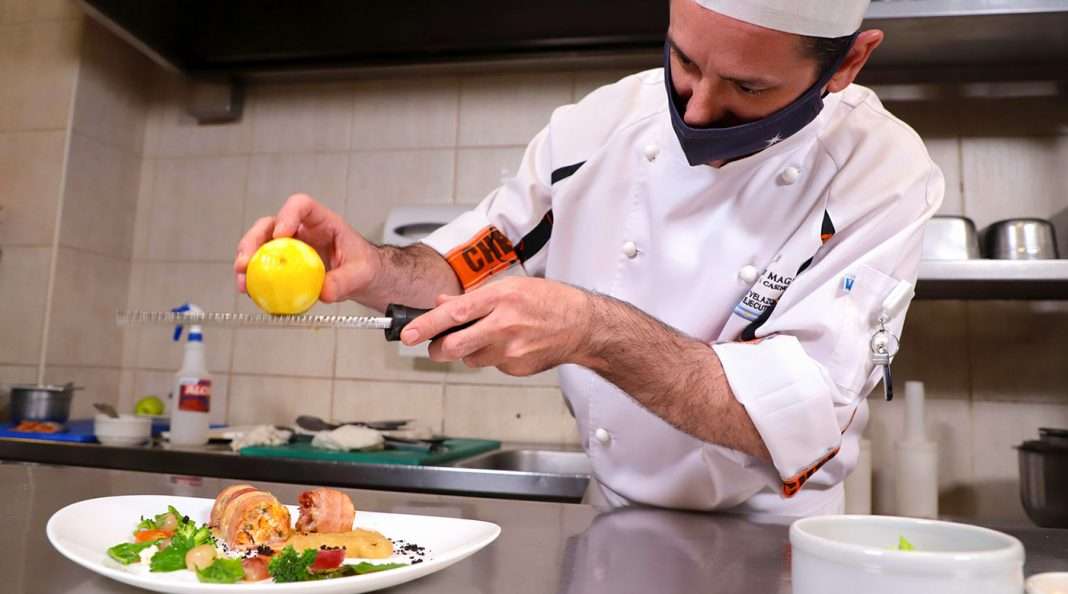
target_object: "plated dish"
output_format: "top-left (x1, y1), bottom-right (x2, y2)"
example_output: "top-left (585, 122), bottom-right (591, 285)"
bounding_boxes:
top-left (47, 485), bottom-right (501, 594)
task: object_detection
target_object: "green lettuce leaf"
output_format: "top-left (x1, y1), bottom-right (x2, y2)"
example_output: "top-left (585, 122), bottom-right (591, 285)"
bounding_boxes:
top-left (350, 562), bottom-right (408, 575)
top-left (148, 541), bottom-right (189, 572)
top-left (196, 558), bottom-right (245, 584)
top-left (148, 518), bottom-right (213, 572)
top-left (106, 540), bottom-right (159, 565)
top-left (309, 562), bottom-right (408, 580)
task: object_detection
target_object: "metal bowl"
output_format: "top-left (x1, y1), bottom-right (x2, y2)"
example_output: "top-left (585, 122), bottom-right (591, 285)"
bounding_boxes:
top-left (1018, 440), bottom-right (1068, 528)
top-left (8, 383), bottom-right (78, 424)
top-left (983, 218), bottom-right (1059, 260)
top-left (922, 215), bottom-right (980, 260)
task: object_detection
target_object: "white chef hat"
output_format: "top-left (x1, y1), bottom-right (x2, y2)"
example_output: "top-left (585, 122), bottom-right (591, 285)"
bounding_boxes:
top-left (696, 0), bottom-right (870, 38)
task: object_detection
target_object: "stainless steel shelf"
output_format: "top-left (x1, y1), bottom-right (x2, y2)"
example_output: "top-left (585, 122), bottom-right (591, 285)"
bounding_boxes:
top-left (861, 0), bottom-right (1068, 76)
top-left (916, 260), bottom-right (1068, 299)
top-left (868, 0), bottom-right (1068, 19)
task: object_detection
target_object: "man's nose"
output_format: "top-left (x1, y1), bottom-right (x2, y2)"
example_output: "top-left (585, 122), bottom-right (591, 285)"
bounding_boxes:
top-left (683, 81), bottom-right (728, 128)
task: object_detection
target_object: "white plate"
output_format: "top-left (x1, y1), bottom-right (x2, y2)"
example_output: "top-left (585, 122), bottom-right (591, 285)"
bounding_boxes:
top-left (46, 495), bottom-right (501, 594)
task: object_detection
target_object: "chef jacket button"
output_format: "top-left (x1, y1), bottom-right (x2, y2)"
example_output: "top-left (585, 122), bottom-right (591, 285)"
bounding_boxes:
top-left (738, 265), bottom-right (760, 284)
top-left (780, 166), bottom-right (801, 185)
top-left (594, 427), bottom-right (612, 445)
top-left (643, 144), bottom-right (660, 162)
top-left (622, 241), bottom-right (639, 259)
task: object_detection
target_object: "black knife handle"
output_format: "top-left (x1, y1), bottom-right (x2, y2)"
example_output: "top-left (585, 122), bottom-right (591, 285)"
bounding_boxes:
top-left (383, 304), bottom-right (478, 342)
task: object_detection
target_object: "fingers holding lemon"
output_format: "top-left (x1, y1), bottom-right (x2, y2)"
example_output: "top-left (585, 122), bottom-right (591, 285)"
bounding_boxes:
top-left (246, 238), bottom-right (326, 315)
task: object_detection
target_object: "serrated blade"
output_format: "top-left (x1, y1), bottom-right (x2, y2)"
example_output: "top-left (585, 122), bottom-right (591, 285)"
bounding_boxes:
top-left (116, 310), bottom-right (393, 330)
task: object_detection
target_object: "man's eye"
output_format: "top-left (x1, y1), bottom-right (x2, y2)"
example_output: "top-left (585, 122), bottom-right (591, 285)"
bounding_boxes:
top-left (736, 82), bottom-right (765, 96)
top-left (674, 49), bottom-right (694, 67)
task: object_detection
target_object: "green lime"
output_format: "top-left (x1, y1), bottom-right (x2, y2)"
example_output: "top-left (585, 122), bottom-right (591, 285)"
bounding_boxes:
top-left (135, 395), bottom-right (164, 416)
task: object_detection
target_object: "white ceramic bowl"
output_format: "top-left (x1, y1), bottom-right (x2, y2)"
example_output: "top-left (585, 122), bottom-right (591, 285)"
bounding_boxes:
top-left (791, 515), bottom-right (1024, 594)
top-left (93, 414), bottom-right (151, 446)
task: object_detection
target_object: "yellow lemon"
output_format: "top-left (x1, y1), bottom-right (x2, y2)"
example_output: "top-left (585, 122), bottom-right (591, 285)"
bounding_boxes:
top-left (246, 238), bottom-right (326, 315)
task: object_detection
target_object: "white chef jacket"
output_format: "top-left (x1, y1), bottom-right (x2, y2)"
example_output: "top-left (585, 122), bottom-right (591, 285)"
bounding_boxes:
top-left (422, 68), bottom-right (944, 515)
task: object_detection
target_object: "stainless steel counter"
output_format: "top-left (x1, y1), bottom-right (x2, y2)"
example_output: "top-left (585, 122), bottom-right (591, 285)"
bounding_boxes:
top-left (4, 462), bottom-right (1068, 594)
top-left (0, 437), bottom-right (589, 502)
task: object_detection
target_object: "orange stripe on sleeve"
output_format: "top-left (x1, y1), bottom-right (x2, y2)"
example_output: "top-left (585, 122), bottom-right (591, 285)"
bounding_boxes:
top-left (782, 447), bottom-right (839, 498)
top-left (443, 226), bottom-right (519, 291)
top-left (780, 407), bottom-right (859, 497)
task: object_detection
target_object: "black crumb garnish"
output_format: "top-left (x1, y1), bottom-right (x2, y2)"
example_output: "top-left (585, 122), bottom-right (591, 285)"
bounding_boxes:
top-left (256, 545), bottom-right (274, 556)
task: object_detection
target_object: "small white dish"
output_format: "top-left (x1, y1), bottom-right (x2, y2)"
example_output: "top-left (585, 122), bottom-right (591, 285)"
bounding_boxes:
top-left (1027, 572), bottom-right (1068, 594)
top-left (93, 414), bottom-right (151, 447)
top-left (790, 515), bottom-right (1024, 594)
top-left (47, 494), bottom-right (500, 594)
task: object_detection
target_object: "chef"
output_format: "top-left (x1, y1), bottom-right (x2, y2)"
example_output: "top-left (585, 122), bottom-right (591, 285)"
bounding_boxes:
top-left (235, 0), bottom-right (944, 515)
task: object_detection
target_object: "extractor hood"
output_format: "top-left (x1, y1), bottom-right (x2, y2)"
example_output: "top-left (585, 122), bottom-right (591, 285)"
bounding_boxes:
top-left (81, 0), bottom-right (1068, 81)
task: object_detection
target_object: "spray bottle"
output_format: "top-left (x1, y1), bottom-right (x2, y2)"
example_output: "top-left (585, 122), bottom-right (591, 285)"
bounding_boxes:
top-left (169, 303), bottom-right (211, 446)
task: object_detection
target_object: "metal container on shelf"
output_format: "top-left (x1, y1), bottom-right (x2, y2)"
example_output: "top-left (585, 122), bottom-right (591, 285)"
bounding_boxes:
top-left (922, 215), bottom-right (981, 260)
top-left (983, 218), bottom-right (1059, 260)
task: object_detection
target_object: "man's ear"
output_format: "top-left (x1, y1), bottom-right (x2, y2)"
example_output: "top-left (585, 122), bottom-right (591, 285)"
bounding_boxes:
top-left (827, 29), bottom-right (884, 93)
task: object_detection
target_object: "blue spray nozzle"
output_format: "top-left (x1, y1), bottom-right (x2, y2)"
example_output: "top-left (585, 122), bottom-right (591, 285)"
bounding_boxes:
top-left (171, 304), bottom-right (189, 341)
top-left (171, 303), bottom-right (204, 342)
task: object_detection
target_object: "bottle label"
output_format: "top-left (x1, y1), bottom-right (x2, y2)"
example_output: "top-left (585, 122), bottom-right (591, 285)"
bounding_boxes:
top-left (178, 379), bottom-right (211, 413)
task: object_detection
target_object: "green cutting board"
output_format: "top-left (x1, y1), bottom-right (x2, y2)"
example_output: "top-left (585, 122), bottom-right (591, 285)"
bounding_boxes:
top-left (238, 438), bottom-right (500, 466)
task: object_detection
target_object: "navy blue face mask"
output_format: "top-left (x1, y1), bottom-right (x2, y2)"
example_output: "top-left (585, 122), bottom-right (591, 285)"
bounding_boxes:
top-left (664, 35), bottom-right (857, 166)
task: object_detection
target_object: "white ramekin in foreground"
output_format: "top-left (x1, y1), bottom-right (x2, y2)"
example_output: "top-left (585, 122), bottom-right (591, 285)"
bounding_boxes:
top-left (791, 515), bottom-right (1024, 594)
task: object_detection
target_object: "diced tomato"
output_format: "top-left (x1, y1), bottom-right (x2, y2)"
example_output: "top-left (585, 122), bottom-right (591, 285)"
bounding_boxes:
top-left (310, 548), bottom-right (345, 571)
top-left (242, 556), bottom-right (270, 582)
top-left (134, 529), bottom-right (172, 542)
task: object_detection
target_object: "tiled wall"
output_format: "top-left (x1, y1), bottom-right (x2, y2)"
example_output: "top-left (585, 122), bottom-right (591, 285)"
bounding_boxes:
top-left (3, 13), bottom-right (1067, 522)
top-left (48, 20), bottom-right (150, 419)
top-left (0, 0), bottom-right (81, 394)
top-left (0, 4), bottom-right (150, 420)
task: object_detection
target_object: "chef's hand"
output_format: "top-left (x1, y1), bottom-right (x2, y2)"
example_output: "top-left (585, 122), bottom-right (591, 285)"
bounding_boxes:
top-left (401, 277), bottom-right (592, 376)
top-left (234, 194), bottom-right (380, 303)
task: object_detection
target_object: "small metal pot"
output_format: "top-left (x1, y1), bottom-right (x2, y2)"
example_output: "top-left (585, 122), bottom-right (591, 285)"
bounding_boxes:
top-left (983, 218), bottom-right (1060, 260)
top-left (8, 383), bottom-right (80, 424)
top-left (1018, 440), bottom-right (1068, 528)
top-left (922, 215), bottom-right (981, 260)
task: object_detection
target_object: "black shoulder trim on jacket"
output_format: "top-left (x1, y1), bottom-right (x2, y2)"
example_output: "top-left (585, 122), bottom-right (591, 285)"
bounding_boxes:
top-left (551, 162), bottom-right (585, 185)
top-left (821, 211), bottom-right (836, 243)
top-left (515, 210), bottom-right (554, 263)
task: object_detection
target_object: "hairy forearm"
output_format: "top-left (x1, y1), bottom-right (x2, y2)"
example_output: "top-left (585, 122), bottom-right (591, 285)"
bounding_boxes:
top-left (575, 294), bottom-right (771, 462)
top-left (357, 243), bottom-right (462, 312)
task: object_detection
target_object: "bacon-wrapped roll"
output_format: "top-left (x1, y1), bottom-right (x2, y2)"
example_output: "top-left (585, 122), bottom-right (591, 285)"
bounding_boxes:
top-left (295, 488), bottom-right (356, 533)
top-left (217, 490), bottom-right (292, 550)
top-left (209, 484), bottom-right (259, 528)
